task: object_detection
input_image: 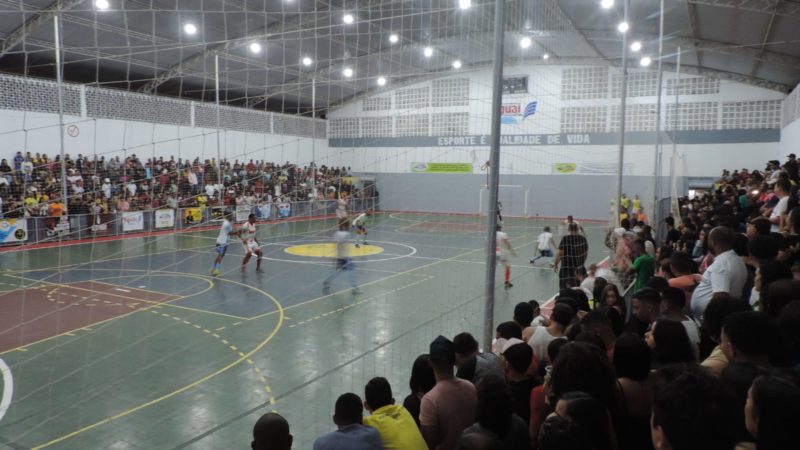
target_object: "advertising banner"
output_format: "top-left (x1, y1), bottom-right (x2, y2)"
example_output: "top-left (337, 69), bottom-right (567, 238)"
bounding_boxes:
top-left (183, 208), bottom-right (203, 225)
top-left (235, 206), bottom-right (252, 222)
top-left (410, 162), bottom-right (473, 173)
top-left (121, 211), bottom-right (144, 232)
top-left (91, 213), bottom-right (113, 235)
top-left (154, 209), bottom-right (175, 229)
top-left (256, 204), bottom-right (272, 220)
top-left (0, 219), bottom-right (28, 243)
top-left (277, 202), bottom-right (292, 218)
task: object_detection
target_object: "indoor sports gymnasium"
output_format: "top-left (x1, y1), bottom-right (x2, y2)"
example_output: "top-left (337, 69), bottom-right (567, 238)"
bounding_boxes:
top-left (0, 0), bottom-right (799, 449)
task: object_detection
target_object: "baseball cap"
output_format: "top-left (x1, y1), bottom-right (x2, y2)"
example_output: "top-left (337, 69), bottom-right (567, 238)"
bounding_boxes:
top-left (789, 153), bottom-right (797, 158)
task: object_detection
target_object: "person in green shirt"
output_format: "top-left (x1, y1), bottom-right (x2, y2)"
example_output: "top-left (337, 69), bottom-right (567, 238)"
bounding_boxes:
top-left (363, 377), bottom-right (428, 450)
top-left (629, 239), bottom-right (655, 291)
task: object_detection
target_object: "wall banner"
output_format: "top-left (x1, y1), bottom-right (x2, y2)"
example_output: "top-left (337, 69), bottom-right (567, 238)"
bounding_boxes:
top-left (0, 219), bottom-right (28, 243)
top-left (183, 208), bottom-right (203, 225)
top-left (256, 204), bottom-right (272, 220)
top-left (122, 211), bottom-right (144, 232)
top-left (411, 162), bottom-right (473, 173)
top-left (154, 209), bottom-right (175, 229)
top-left (277, 203), bottom-right (292, 218)
top-left (235, 206), bottom-right (252, 222)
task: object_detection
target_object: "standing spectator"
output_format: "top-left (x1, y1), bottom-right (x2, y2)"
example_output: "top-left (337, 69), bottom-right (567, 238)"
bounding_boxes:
top-left (720, 311), bottom-right (779, 368)
top-left (701, 298), bottom-right (752, 376)
top-left (659, 287), bottom-right (701, 358)
top-left (527, 303), bottom-right (573, 362)
top-left (646, 319), bottom-right (696, 368)
top-left (252, 412), bottom-right (293, 450)
top-left (314, 393), bottom-right (383, 450)
top-left (420, 335), bottom-right (478, 450)
top-left (613, 333), bottom-right (654, 450)
top-left (553, 392), bottom-right (614, 450)
top-left (690, 226), bottom-right (747, 322)
top-left (628, 239), bottom-right (655, 291)
top-left (403, 354), bottom-right (436, 428)
top-left (631, 288), bottom-right (662, 335)
top-left (462, 375), bottom-right (529, 450)
top-left (744, 375), bottom-right (800, 450)
top-left (554, 223), bottom-right (588, 290)
top-left (363, 377), bottom-right (427, 450)
top-left (666, 252), bottom-right (701, 307)
top-left (454, 332), bottom-right (503, 387)
top-left (502, 342), bottom-right (538, 424)
top-left (664, 216), bottom-right (680, 247)
top-left (766, 179), bottom-right (790, 233)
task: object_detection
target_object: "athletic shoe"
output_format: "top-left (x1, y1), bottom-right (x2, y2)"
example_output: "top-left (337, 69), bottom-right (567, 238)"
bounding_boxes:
top-left (504, 282), bottom-right (513, 289)
top-left (529, 258), bottom-right (536, 264)
top-left (256, 268), bottom-right (264, 273)
top-left (211, 269), bottom-right (221, 277)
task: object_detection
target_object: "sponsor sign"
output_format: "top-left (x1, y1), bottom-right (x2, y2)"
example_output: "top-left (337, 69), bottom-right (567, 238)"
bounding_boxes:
top-left (0, 219), bottom-right (28, 243)
top-left (154, 209), bottom-right (175, 229)
top-left (277, 203), bottom-right (292, 218)
top-left (183, 207), bottom-right (203, 225)
top-left (235, 206), bottom-right (252, 222)
top-left (121, 211), bottom-right (144, 232)
top-left (256, 204), bottom-right (272, 220)
top-left (91, 213), bottom-right (113, 235)
top-left (410, 162), bottom-right (473, 173)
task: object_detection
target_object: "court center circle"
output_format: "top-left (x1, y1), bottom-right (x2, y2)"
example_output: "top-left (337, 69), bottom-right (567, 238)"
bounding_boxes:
top-left (284, 243), bottom-right (384, 258)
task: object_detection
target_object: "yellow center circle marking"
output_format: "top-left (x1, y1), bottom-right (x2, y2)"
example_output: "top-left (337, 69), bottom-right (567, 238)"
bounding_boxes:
top-left (284, 243), bottom-right (384, 258)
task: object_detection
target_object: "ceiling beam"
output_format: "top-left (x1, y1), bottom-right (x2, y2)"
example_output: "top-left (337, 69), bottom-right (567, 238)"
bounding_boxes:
top-left (686, 1), bottom-right (703, 67)
top-left (749, 1), bottom-right (780, 77)
top-left (677, 0), bottom-right (800, 17)
top-left (0, 0), bottom-right (84, 57)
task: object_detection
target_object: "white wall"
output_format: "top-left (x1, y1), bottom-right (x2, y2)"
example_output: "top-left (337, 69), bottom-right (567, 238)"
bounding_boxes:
top-left (0, 109), bottom-right (328, 166)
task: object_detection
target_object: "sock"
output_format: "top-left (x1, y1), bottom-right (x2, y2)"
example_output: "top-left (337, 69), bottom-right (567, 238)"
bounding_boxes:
top-left (505, 266), bottom-right (510, 283)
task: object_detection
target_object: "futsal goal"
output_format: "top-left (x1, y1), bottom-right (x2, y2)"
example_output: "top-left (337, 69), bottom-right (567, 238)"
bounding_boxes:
top-left (478, 184), bottom-right (529, 218)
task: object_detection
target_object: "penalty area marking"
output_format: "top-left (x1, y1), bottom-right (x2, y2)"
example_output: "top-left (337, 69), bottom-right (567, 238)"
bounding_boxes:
top-left (0, 357), bottom-right (13, 423)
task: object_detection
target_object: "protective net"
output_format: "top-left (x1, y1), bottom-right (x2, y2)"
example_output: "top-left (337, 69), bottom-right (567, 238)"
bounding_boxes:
top-left (0, 0), bottom-right (785, 447)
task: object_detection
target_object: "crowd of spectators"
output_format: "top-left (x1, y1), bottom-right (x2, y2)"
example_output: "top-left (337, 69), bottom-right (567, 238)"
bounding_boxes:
top-left (250, 154), bottom-right (800, 450)
top-left (0, 151), bottom-right (363, 218)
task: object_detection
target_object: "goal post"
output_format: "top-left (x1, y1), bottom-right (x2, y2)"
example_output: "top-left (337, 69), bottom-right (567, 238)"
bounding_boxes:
top-left (478, 184), bottom-right (528, 218)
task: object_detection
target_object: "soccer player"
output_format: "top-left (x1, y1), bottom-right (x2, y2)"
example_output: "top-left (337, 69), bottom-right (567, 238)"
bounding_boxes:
top-left (241, 213), bottom-right (264, 274)
top-left (210, 209), bottom-right (240, 276)
top-left (335, 191), bottom-right (348, 227)
top-left (323, 222), bottom-right (361, 295)
top-left (351, 210), bottom-right (370, 248)
top-left (496, 224), bottom-right (518, 289)
top-left (530, 225), bottom-right (556, 265)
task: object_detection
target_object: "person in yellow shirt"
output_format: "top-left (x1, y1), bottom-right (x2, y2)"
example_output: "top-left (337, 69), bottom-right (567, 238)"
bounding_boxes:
top-left (632, 194), bottom-right (641, 212)
top-left (197, 193), bottom-right (208, 209)
top-left (363, 377), bottom-right (428, 450)
top-left (620, 193), bottom-right (630, 212)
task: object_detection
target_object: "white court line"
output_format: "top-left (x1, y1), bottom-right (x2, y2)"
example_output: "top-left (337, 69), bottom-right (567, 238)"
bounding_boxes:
top-left (0, 357), bottom-right (13, 423)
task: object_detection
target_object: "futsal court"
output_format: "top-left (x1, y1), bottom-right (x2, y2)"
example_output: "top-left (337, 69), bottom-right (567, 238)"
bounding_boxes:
top-left (0, 213), bottom-right (608, 449)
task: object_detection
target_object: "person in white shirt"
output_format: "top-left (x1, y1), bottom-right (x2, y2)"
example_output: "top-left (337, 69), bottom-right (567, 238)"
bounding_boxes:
top-left (351, 211), bottom-right (369, 248)
top-left (661, 287), bottom-right (701, 359)
top-left (101, 178), bottom-right (112, 199)
top-left (767, 179), bottom-right (790, 233)
top-left (210, 210), bottom-right (240, 277)
top-left (530, 226), bottom-right (556, 265)
top-left (496, 224), bottom-right (518, 289)
top-left (240, 213), bottom-right (264, 274)
top-left (322, 222), bottom-right (360, 295)
top-left (690, 226), bottom-right (748, 322)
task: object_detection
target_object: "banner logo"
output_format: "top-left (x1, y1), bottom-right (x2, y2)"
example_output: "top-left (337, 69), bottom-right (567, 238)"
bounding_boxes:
top-left (501, 100), bottom-right (537, 125)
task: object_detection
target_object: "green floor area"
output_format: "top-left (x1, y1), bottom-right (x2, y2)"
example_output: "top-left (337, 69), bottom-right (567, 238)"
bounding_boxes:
top-left (0, 213), bottom-right (610, 449)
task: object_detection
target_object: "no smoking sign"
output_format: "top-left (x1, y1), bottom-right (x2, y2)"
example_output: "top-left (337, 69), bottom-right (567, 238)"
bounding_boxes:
top-left (66, 125), bottom-right (80, 137)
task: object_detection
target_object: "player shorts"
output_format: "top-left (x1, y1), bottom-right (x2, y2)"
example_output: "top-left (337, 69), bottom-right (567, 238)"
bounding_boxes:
top-left (496, 252), bottom-right (508, 263)
top-left (215, 244), bottom-right (228, 256)
top-left (335, 258), bottom-right (351, 270)
top-left (356, 224), bottom-right (366, 234)
top-left (539, 249), bottom-right (553, 257)
top-left (243, 241), bottom-right (260, 254)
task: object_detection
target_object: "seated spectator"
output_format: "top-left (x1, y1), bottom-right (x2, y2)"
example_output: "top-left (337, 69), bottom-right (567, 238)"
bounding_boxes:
top-left (630, 287), bottom-right (662, 336)
top-left (701, 297), bottom-right (752, 375)
top-left (454, 332), bottom-right (503, 387)
top-left (721, 311), bottom-right (780, 367)
top-left (363, 377), bottom-right (426, 450)
top-left (252, 412), bottom-right (293, 450)
top-left (462, 374), bottom-right (529, 450)
top-left (527, 303), bottom-right (574, 362)
top-left (646, 319), bottom-right (696, 368)
top-left (538, 415), bottom-right (591, 450)
top-left (690, 226), bottom-right (748, 322)
top-left (502, 342), bottom-right (538, 424)
top-left (314, 393), bottom-right (383, 450)
top-left (553, 391), bottom-right (614, 450)
top-left (659, 287), bottom-right (700, 358)
top-left (614, 333), bottom-right (654, 450)
top-left (651, 367), bottom-right (742, 450)
top-left (403, 354), bottom-right (436, 428)
top-left (744, 374), bottom-right (800, 450)
top-left (529, 339), bottom-right (568, 445)
top-left (421, 335), bottom-right (478, 450)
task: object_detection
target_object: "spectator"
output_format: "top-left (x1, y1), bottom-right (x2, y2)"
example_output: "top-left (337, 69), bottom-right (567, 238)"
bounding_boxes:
top-left (597, 284), bottom-right (625, 318)
top-left (420, 335), bottom-right (478, 450)
top-left (538, 415), bottom-right (591, 450)
top-left (766, 178), bottom-right (790, 233)
top-left (721, 311), bottom-right (779, 368)
top-left (744, 374), bottom-right (800, 450)
top-left (502, 342), bottom-right (538, 424)
top-left (553, 391), bottom-right (614, 450)
top-left (646, 319), bottom-right (696, 368)
top-left (630, 288), bottom-right (661, 335)
top-left (403, 354), bottom-right (436, 428)
top-left (690, 226), bottom-right (748, 322)
top-left (651, 367), bottom-right (742, 450)
top-left (314, 393), bottom-right (383, 450)
top-left (701, 297), bottom-right (752, 376)
top-left (778, 300), bottom-right (800, 369)
top-left (548, 342), bottom-right (619, 422)
top-left (513, 302), bottom-right (534, 329)
top-left (628, 239), bottom-right (655, 291)
top-left (454, 332), bottom-right (503, 387)
top-left (554, 223), bottom-right (589, 290)
top-left (494, 321), bottom-right (523, 354)
top-left (527, 303), bottom-right (573, 362)
top-left (252, 412), bottom-right (293, 450)
top-left (659, 287), bottom-right (700, 358)
top-left (664, 216), bottom-right (680, 247)
top-left (613, 333), bottom-right (654, 450)
top-left (456, 432), bottom-right (502, 450)
top-left (363, 377), bottom-right (426, 450)
top-left (666, 252), bottom-right (702, 307)
top-left (529, 339), bottom-right (568, 445)
top-left (462, 374), bottom-right (529, 450)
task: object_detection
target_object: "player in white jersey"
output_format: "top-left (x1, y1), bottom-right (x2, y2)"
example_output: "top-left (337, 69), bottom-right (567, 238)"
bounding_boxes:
top-left (322, 222), bottom-right (361, 295)
top-left (210, 210), bottom-right (240, 276)
top-left (496, 224), bottom-right (518, 289)
top-left (351, 211), bottom-right (370, 247)
top-left (335, 193), bottom-right (348, 227)
top-left (530, 226), bottom-right (557, 265)
top-left (240, 213), bottom-right (264, 274)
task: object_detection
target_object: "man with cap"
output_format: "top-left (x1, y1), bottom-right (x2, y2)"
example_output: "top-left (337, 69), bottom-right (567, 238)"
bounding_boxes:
top-left (420, 335), bottom-right (478, 450)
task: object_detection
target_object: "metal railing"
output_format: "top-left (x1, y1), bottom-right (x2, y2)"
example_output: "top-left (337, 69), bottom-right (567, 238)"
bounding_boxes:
top-left (0, 197), bottom-right (378, 247)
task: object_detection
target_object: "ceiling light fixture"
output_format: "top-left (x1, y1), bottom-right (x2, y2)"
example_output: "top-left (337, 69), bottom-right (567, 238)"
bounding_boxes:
top-left (458, 0), bottom-right (471, 10)
top-left (377, 76), bottom-right (387, 86)
top-left (542, 53), bottom-right (550, 60)
top-left (630, 41), bottom-right (642, 52)
top-left (423, 47), bottom-right (434, 57)
top-left (95, 0), bottom-right (109, 10)
top-left (389, 34), bottom-right (399, 43)
top-left (520, 37), bottom-right (532, 49)
top-left (302, 56), bottom-right (313, 66)
top-left (343, 67), bottom-right (354, 77)
top-left (640, 56), bottom-right (652, 67)
top-left (343, 14), bottom-right (354, 24)
top-left (183, 23), bottom-right (197, 35)
top-left (452, 60), bottom-right (462, 69)
top-left (600, 0), bottom-right (614, 9)
top-left (617, 22), bottom-right (629, 33)
top-left (249, 42), bottom-right (262, 53)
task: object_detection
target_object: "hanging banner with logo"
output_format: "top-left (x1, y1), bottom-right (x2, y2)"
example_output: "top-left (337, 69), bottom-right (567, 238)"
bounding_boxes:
top-left (235, 205), bottom-right (252, 222)
top-left (0, 219), bottom-right (28, 243)
top-left (154, 209), bottom-right (175, 229)
top-left (277, 202), bottom-right (292, 218)
top-left (122, 211), bottom-right (144, 232)
top-left (256, 204), bottom-right (272, 220)
top-left (183, 207), bottom-right (203, 225)
top-left (411, 162), bottom-right (473, 173)
top-left (91, 213), bottom-right (113, 235)
top-left (44, 217), bottom-right (71, 238)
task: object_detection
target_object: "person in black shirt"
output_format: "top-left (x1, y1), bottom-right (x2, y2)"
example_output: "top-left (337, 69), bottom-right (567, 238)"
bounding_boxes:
top-left (502, 342), bottom-right (539, 424)
top-left (664, 216), bottom-right (681, 248)
top-left (555, 223), bottom-right (588, 290)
